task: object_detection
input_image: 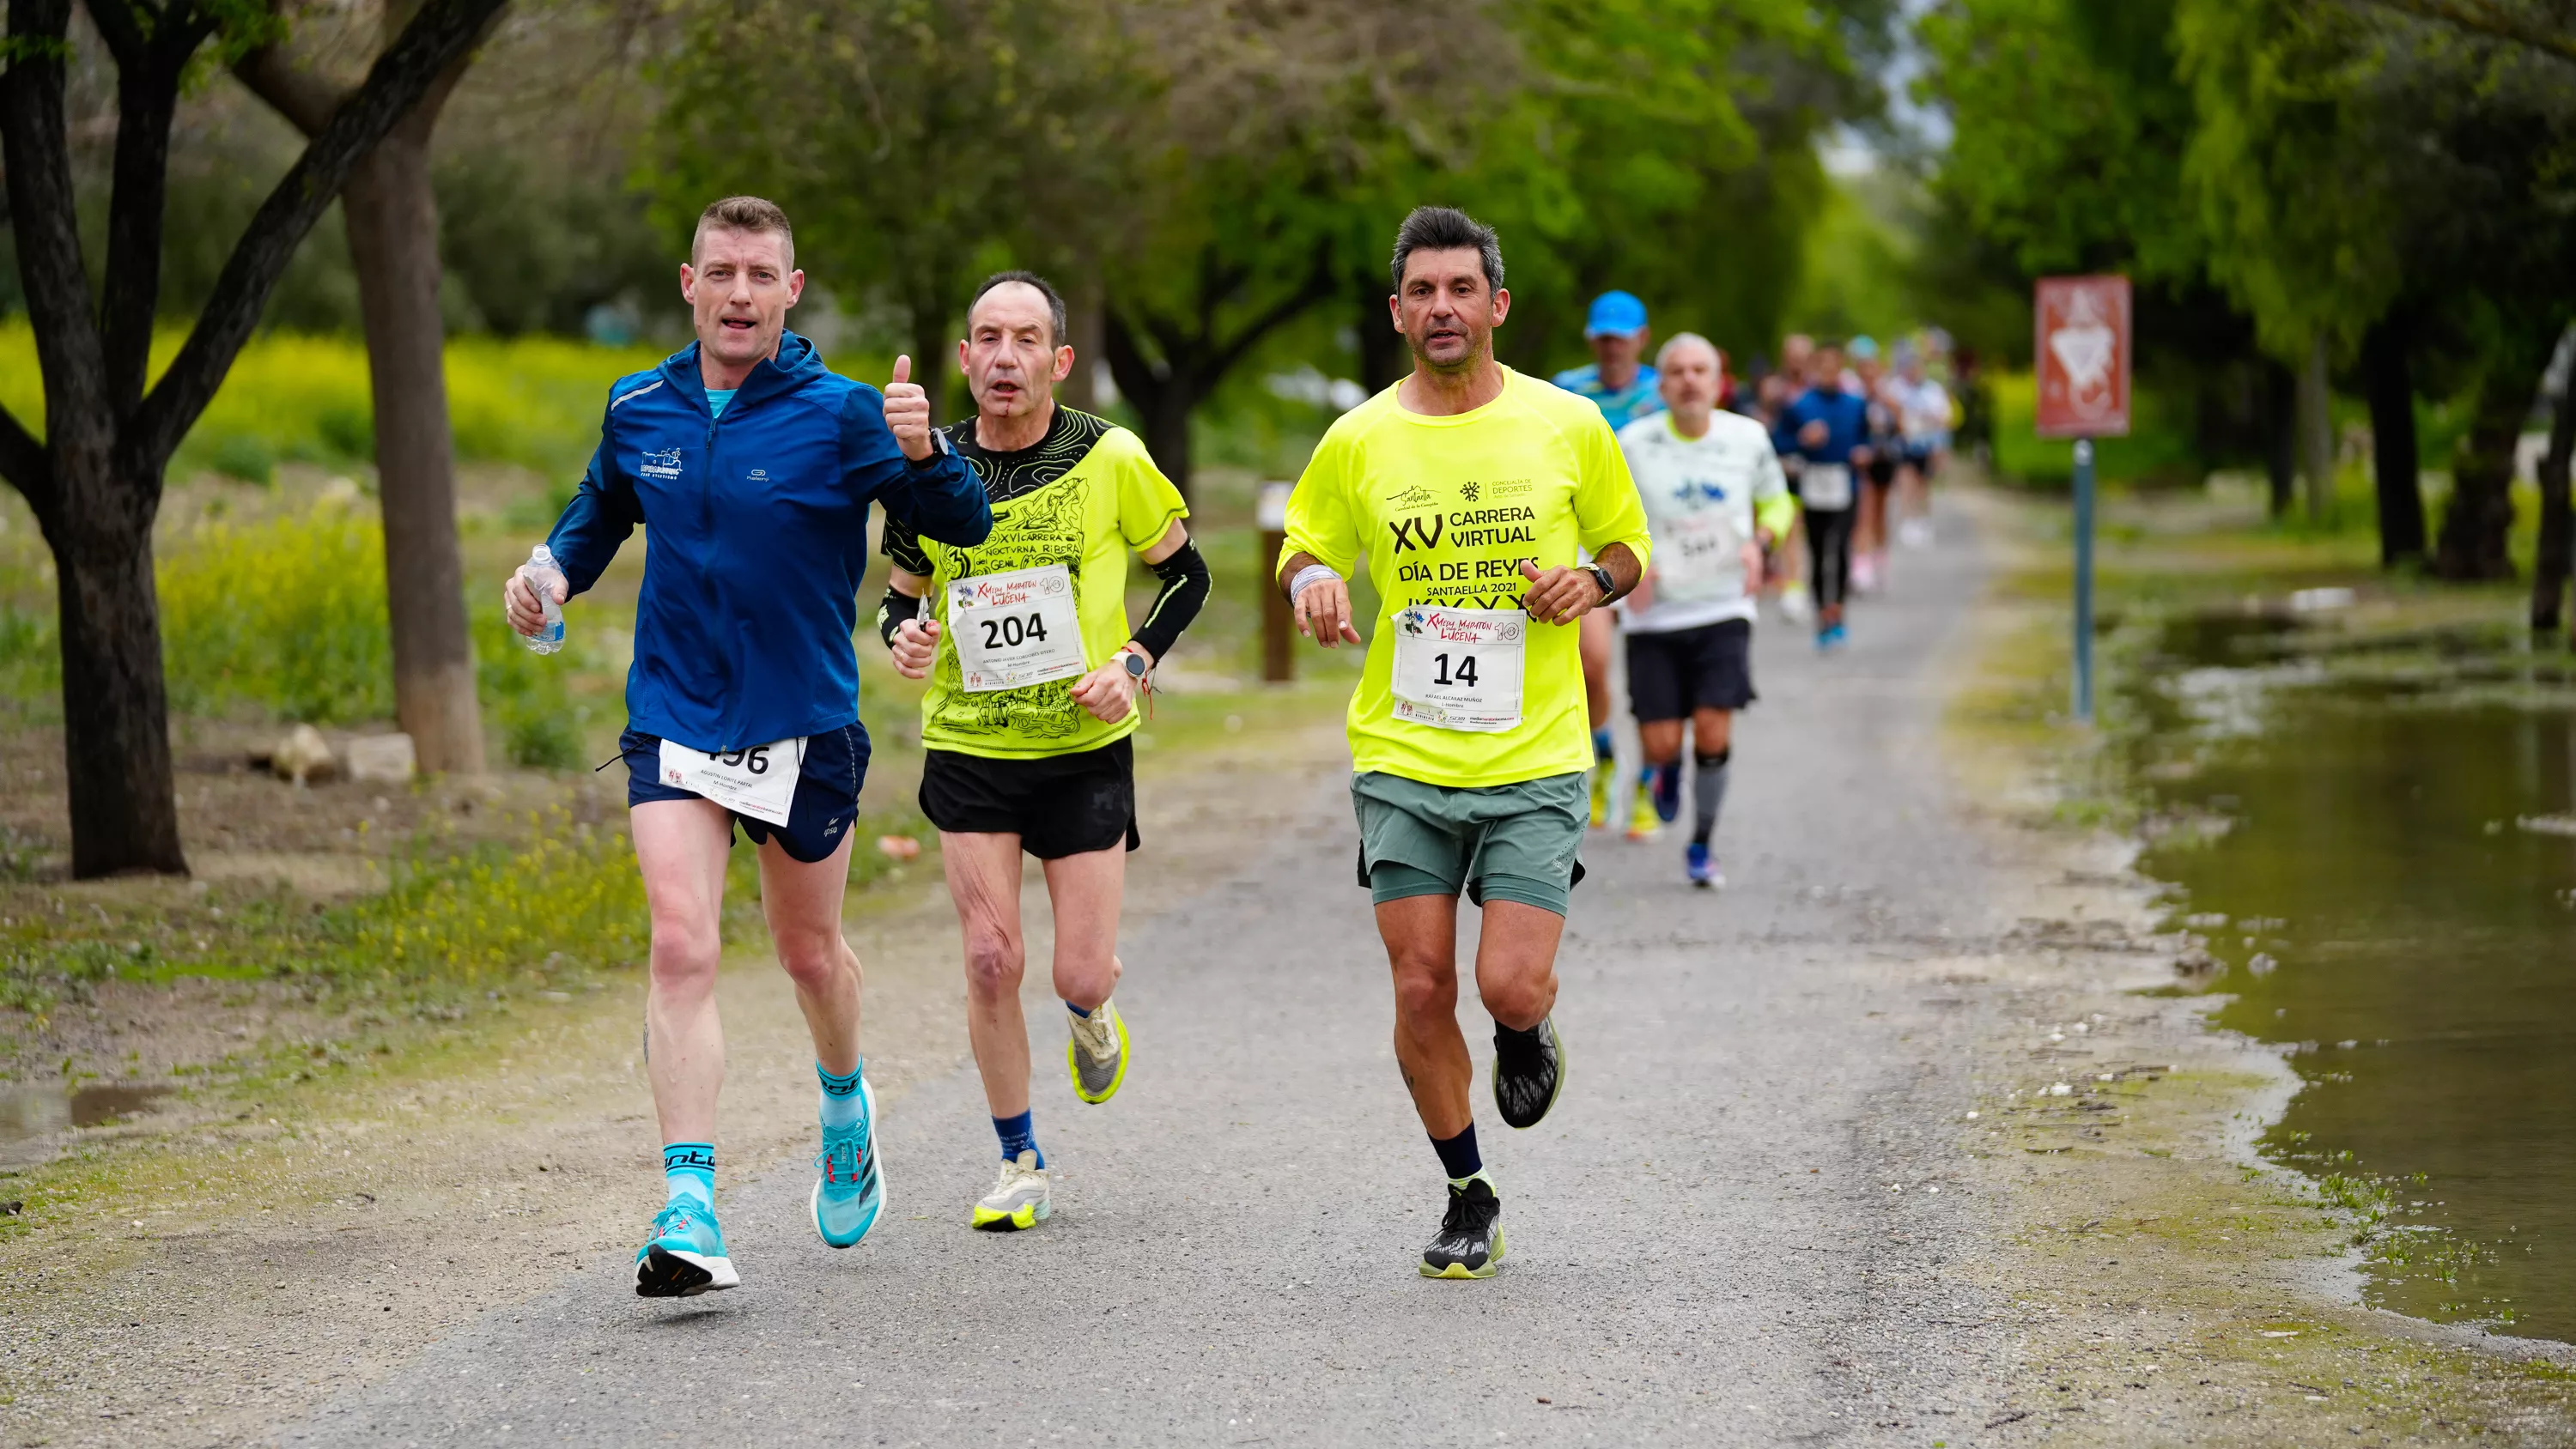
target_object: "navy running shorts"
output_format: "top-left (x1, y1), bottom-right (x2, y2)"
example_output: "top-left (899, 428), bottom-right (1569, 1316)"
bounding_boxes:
top-left (1625, 618), bottom-right (1756, 721)
top-left (621, 724), bottom-right (868, 864)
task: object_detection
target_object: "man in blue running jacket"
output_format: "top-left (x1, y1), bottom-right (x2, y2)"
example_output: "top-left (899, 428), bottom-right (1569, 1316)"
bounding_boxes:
top-left (504, 197), bottom-right (992, 1297)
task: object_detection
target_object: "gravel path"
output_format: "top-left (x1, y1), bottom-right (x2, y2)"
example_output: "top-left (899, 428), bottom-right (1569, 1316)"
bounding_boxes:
top-left (276, 524), bottom-right (2031, 1447)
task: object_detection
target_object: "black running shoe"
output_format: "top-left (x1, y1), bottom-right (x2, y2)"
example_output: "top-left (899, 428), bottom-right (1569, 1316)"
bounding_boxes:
top-left (1492, 1016), bottom-right (1564, 1129)
top-left (1419, 1175), bottom-right (1505, 1278)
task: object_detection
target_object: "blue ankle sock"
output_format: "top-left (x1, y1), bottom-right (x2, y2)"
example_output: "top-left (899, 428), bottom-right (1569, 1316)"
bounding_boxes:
top-left (1065, 1001), bottom-right (1092, 1019)
top-left (1591, 727), bottom-right (1613, 763)
top-left (1430, 1124), bottom-right (1481, 1183)
top-left (662, 1142), bottom-right (715, 1210)
top-left (818, 1060), bottom-right (865, 1131)
top-left (993, 1110), bottom-right (1044, 1167)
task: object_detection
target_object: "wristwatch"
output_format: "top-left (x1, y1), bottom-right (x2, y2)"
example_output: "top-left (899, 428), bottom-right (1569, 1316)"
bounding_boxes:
top-left (1121, 650), bottom-right (1150, 683)
top-left (1583, 563), bottom-right (1617, 602)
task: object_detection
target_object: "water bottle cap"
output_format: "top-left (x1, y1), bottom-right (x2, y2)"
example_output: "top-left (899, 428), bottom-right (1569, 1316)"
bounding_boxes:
top-left (531, 545), bottom-right (555, 564)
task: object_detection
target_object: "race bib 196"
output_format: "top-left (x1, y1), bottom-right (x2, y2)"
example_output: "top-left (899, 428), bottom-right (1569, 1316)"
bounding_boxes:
top-left (659, 737), bottom-right (805, 828)
top-left (951, 563), bottom-right (1087, 693)
top-left (1389, 605), bottom-right (1527, 733)
top-left (1801, 462), bottom-right (1854, 510)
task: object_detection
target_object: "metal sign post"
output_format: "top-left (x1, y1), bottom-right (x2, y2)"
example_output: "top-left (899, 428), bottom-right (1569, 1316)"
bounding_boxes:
top-left (2071, 439), bottom-right (2096, 723)
top-left (2034, 275), bottom-right (2132, 729)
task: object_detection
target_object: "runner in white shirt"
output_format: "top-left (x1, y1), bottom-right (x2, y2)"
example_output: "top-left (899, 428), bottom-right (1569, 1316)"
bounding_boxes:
top-left (1616, 334), bottom-right (1798, 888)
top-left (1889, 345), bottom-right (1953, 549)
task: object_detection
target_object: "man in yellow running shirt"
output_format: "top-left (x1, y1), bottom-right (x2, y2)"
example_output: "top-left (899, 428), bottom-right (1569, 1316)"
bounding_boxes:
top-left (1276, 206), bottom-right (1650, 1279)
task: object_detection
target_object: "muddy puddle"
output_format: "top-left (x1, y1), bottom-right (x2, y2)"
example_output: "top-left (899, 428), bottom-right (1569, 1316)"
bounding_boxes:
top-left (2123, 606), bottom-right (2576, 1340)
top-left (0, 1082), bottom-right (174, 1164)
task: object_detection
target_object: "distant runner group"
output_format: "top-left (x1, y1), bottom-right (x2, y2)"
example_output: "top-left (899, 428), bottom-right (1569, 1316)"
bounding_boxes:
top-left (502, 196), bottom-right (1959, 1292)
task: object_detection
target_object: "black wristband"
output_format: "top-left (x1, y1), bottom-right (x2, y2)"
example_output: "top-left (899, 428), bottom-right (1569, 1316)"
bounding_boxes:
top-left (876, 587), bottom-right (924, 648)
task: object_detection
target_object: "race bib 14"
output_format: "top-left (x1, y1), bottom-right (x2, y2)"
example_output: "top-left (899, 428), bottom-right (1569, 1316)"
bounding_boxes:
top-left (1389, 605), bottom-right (1527, 733)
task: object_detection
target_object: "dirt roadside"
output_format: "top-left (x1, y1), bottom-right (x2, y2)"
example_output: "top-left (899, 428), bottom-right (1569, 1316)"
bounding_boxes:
top-left (0, 704), bottom-right (1347, 1449)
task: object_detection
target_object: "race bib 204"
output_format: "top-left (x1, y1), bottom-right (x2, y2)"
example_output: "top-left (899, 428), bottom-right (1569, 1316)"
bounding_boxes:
top-left (951, 563), bottom-right (1087, 693)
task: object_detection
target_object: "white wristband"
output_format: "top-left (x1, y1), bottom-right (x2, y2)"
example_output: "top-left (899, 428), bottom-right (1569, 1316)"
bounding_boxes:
top-left (1289, 564), bottom-right (1340, 602)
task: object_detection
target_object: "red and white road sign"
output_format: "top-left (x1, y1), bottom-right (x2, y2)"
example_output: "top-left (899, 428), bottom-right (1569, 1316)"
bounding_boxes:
top-left (2033, 276), bottom-right (2132, 439)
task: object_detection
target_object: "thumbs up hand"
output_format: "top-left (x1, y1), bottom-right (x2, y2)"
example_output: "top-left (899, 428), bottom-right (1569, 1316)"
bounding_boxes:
top-left (884, 355), bottom-right (933, 461)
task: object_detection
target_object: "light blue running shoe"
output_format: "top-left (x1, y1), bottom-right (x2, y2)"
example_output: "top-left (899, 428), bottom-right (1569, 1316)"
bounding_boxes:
top-left (811, 1078), bottom-right (886, 1248)
top-left (634, 1197), bottom-right (738, 1298)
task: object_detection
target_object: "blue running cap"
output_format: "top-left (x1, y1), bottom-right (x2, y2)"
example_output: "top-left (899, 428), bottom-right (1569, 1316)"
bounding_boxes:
top-left (1584, 291), bottom-right (1649, 337)
top-left (1848, 335), bottom-right (1880, 361)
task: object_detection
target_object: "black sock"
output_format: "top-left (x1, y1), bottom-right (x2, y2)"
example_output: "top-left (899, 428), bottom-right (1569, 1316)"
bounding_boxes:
top-left (1430, 1124), bottom-right (1482, 1181)
top-left (1692, 749), bottom-right (1732, 847)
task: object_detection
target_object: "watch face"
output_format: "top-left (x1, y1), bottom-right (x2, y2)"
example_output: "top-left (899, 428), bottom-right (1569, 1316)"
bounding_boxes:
top-left (1123, 653), bottom-right (1147, 677)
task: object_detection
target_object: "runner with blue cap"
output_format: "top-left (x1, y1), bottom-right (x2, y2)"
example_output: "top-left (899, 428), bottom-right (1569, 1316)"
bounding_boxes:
top-left (1552, 292), bottom-right (1664, 837)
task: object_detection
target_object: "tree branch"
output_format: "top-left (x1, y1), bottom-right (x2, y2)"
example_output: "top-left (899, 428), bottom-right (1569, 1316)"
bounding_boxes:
top-left (0, 0), bottom-right (106, 464)
top-left (2355, 0), bottom-right (2576, 64)
top-left (1206, 245), bottom-right (1337, 381)
top-left (137, 0), bottom-right (509, 463)
top-left (100, 5), bottom-right (218, 416)
top-left (233, 40), bottom-right (354, 138)
top-left (0, 402), bottom-right (52, 530)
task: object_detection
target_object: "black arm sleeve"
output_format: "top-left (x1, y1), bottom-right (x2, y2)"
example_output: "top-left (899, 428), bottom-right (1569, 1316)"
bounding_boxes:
top-left (877, 587), bottom-right (927, 648)
top-left (1130, 540), bottom-right (1211, 664)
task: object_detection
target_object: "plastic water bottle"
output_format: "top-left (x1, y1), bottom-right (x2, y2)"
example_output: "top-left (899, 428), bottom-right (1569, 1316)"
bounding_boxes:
top-left (523, 544), bottom-right (566, 655)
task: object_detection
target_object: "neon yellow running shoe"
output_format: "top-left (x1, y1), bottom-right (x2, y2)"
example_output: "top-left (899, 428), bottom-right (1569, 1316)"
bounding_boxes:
top-left (1067, 997), bottom-right (1129, 1105)
top-left (1588, 766), bottom-right (1610, 828)
top-left (1625, 779), bottom-right (1660, 841)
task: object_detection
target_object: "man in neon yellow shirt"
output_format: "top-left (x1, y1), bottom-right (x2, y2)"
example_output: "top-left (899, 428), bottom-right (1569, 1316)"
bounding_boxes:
top-left (1276, 206), bottom-right (1650, 1279)
top-left (881, 271), bottom-right (1207, 1233)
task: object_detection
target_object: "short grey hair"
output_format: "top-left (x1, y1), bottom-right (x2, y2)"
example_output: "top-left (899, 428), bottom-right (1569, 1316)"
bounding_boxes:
top-left (1655, 331), bottom-right (1722, 372)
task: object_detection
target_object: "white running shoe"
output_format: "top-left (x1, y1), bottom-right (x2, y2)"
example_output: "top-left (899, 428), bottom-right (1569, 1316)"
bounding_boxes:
top-left (1899, 517), bottom-right (1935, 549)
top-left (1778, 583), bottom-right (1814, 624)
top-left (971, 1149), bottom-right (1051, 1232)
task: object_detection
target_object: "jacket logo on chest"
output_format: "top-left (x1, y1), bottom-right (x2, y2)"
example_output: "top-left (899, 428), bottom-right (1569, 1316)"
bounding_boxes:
top-left (641, 448), bottom-right (683, 481)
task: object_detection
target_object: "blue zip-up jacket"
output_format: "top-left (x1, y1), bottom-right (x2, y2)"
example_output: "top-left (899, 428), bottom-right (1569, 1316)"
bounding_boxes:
top-left (545, 332), bottom-right (993, 752)
top-left (1776, 385), bottom-right (1873, 466)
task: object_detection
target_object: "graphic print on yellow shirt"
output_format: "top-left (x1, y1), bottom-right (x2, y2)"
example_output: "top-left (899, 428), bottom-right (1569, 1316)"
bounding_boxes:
top-left (1279, 368), bottom-right (1651, 789)
top-left (885, 407), bottom-right (1188, 760)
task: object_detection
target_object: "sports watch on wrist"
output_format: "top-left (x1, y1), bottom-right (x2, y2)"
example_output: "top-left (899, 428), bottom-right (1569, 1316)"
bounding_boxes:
top-left (1121, 649), bottom-right (1150, 683)
top-left (1584, 562), bottom-right (1617, 602)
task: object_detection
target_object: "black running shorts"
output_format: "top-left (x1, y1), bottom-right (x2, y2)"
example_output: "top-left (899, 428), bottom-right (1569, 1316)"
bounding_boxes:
top-left (919, 738), bottom-right (1139, 858)
top-left (1625, 618), bottom-right (1756, 722)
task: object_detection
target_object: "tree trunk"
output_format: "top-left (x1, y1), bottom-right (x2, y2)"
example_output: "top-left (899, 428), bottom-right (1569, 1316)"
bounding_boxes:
top-left (2530, 355), bottom-right (2576, 631)
top-left (1137, 383), bottom-right (1196, 502)
top-left (2435, 361), bottom-right (2534, 581)
top-left (908, 295), bottom-right (951, 427)
top-left (1355, 274), bottom-right (1406, 396)
top-left (2263, 356), bottom-right (2297, 518)
top-left (2360, 318), bottom-right (2426, 568)
top-left (2298, 336), bottom-right (2336, 523)
top-left (1060, 273), bottom-right (1101, 413)
top-left (344, 122), bottom-right (483, 773)
top-left (52, 459), bottom-right (185, 876)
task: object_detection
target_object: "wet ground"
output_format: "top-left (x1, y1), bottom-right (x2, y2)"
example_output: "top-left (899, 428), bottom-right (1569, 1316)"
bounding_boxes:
top-left (2127, 606), bottom-right (2576, 1341)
